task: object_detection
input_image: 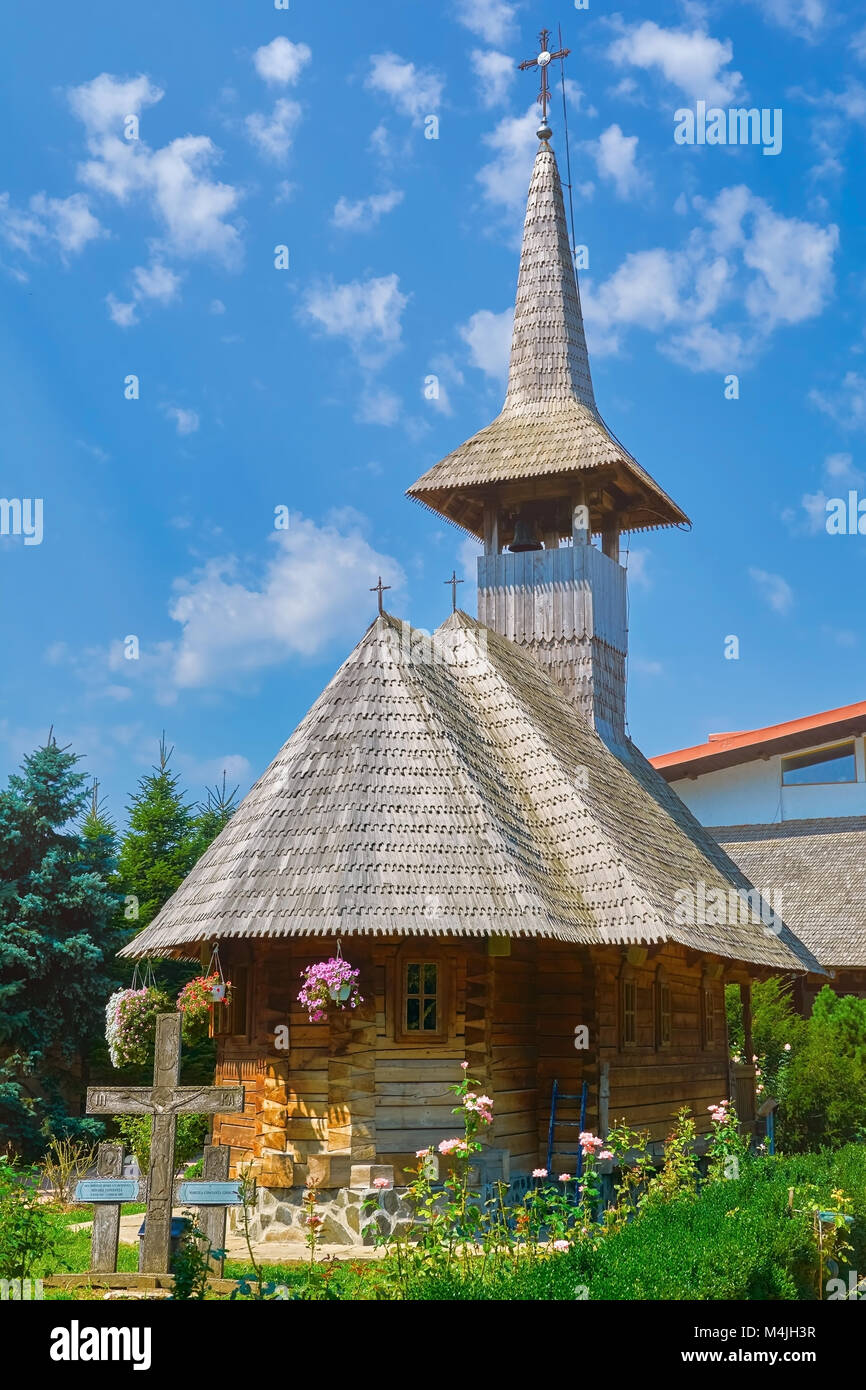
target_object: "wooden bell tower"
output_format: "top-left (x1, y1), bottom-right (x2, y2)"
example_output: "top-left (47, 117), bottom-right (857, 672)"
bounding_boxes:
top-left (408, 117), bottom-right (687, 744)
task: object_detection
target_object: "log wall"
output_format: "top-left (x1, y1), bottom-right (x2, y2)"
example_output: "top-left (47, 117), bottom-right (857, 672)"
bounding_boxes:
top-left (211, 937), bottom-right (742, 1184)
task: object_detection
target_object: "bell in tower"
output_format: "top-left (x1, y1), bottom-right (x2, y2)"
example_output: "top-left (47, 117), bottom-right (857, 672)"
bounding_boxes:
top-left (508, 510), bottom-right (543, 553)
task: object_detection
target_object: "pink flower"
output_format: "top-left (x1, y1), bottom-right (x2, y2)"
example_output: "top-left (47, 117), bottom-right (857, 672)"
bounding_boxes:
top-left (532, 1168), bottom-right (548, 1179)
top-left (558, 1173), bottom-right (572, 1182)
top-left (598, 1150), bottom-right (613, 1161)
top-left (784, 1043), bottom-right (791, 1052)
top-left (552, 1239), bottom-right (570, 1252)
top-left (373, 1177), bottom-right (390, 1189)
top-left (438, 1138), bottom-right (465, 1156)
top-left (415, 1148), bottom-right (431, 1159)
top-left (460, 1061), bottom-right (469, 1070)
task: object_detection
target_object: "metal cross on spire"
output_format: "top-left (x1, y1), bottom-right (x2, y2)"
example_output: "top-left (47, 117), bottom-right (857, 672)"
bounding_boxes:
top-left (370, 575), bottom-right (391, 615)
top-left (518, 27), bottom-right (570, 130)
top-left (444, 569), bottom-right (464, 613)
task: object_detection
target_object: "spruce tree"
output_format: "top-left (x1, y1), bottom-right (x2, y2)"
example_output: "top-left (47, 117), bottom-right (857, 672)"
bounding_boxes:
top-left (116, 735), bottom-right (198, 931)
top-left (188, 772), bottom-right (239, 863)
top-left (0, 737), bottom-right (120, 1157)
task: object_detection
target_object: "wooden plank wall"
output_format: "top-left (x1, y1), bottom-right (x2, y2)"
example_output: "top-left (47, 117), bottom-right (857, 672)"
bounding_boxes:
top-left (595, 944), bottom-right (730, 1142)
top-left (212, 938), bottom-right (739, 1184)
top-left (536, 942), bottom-right (597, 1173)
top-left (489, 941), bottom-right (538, 1173)
top-left (372, 940), bottom-right (468, 1178)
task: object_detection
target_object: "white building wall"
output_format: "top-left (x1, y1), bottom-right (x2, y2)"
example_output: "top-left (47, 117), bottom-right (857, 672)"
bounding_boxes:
top-left (669, 737), bottom-right (866, 826)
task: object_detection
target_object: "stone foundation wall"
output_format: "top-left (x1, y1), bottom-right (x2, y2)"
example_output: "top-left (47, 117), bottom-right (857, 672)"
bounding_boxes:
top-left (233, 1182), bottom-right (417, 1248)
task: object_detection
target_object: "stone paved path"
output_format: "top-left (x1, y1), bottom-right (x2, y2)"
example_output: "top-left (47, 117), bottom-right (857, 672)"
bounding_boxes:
top-left (69, 1210), bottom-right (386, 1262)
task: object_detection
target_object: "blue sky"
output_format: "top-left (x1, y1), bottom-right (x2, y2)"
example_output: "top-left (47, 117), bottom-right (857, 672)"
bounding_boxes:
top-left (1, 0), bottom-right (865, 824)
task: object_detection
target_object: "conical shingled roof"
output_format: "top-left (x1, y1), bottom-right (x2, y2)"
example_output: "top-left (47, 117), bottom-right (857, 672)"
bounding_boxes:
top-left (122, 611), bottom-right (821, 976)
top-left (407, 139), bottom-right (688, 539)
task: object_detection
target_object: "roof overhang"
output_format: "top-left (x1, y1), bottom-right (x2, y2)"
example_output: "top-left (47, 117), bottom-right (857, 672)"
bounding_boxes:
top-left (652, 701), bottom-right (866, 780)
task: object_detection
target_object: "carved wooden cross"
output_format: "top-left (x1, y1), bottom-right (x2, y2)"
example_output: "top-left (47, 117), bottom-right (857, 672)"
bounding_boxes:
top-left (86, 1013), bottom-right (244, 1274)
top-left (370, 575), bottom-right (391, 615)
top-left (444, 569), bottom-right (463, 613)
top-left (518, 27), bottom-right (570, 125)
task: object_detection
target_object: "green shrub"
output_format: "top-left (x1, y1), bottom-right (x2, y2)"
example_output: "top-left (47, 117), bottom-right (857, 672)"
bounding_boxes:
top-left (0, 1156), bottom-right (67, 1279)
top-left (778, 991), bottom-right (866, 1152)
top-left (115, 1114), bottom-right (210, 1173)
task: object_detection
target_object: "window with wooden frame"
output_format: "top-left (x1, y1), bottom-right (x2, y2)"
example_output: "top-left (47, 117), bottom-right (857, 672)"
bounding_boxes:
top-left (701, 979), bottom-right (716, 1049)
top-left (396, 952), bottom-right (449, 1044)
top-left (781, 739), bottom-right (856, 786)
top-left (655, 968), bottom-right (672, 1050)
top-left (211, 964), bottom-right (250, 1039)
top-left (620, 970), bottom-right (637, 1049)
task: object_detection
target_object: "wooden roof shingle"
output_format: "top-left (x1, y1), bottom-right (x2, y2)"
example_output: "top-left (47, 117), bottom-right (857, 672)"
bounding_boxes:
top-left (121, 612), bottom-right (821, 975)
top-left (712, 818), bottom-right (866, 969)
top-left (406, 141), bottom-right (689, 538)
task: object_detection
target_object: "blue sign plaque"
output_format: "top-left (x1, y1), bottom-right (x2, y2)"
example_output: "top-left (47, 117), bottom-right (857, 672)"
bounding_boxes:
top-left (75, 1179), bottom-right (140, 1203)
top-left (178, 1181), bottom-right (242, 1206)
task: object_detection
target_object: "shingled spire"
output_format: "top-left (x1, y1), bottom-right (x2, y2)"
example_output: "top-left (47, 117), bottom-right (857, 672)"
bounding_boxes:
top-left (503, 138), bottom-right (596, 416)
top-left (407, 129), bottom-right (687, 542)
top-left (406, 85), bottom-right (699, 735)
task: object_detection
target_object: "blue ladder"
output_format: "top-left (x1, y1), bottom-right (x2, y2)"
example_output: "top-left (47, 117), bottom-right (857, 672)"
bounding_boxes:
top-left (545, 1079), bottom-right (589, 1192)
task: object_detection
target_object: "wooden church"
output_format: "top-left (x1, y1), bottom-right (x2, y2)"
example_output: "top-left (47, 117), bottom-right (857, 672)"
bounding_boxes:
top-left (123, 98), bottom-right (821, 1221)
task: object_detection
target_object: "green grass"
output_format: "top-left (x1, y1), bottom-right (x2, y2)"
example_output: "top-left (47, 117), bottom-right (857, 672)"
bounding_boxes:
top-left (34, 1147), bottom-right (866, 1301)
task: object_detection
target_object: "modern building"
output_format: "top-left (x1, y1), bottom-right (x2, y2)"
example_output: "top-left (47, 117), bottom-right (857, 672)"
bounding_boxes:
top-left (651, 701), bottom-right (866, 1009)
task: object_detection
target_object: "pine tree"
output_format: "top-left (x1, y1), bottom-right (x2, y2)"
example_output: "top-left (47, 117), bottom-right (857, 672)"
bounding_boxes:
top-left (0, 737), bottom-right (120, 1157)
top-left (188, 771), bottom-right (239, 863)
top-left (116, 735), bottom-right (198, 931)
top-left (114, 742), bottom-right (240, 1087)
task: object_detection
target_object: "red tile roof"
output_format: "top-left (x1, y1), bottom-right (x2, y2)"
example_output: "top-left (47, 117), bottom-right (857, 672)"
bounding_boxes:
top-left (651, 700), bottom-right (866, 780)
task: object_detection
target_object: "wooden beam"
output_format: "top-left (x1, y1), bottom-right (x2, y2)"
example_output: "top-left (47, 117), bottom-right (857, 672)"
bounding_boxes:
top-left (482, 502), bottom-right (499, 556)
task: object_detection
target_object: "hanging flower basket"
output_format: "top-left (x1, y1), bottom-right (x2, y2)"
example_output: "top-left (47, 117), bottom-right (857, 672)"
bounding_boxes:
top-left (176, 973), bottom-right (232, 1039)
top-left (105, 986), bottom-right (175, 1069)
top-left (298, 956), bottom-right (362, 1023)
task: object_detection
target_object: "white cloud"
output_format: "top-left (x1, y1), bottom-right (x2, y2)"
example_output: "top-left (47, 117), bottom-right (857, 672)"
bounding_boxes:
top-left (176, 750), bottom-right (253, 793)
top-left (366, 53), bottom-right (443, 124)
top-left (132, 261), bottom-right (181, 303)
top-left (252, 37), bottom-right (312, 86)
top-left (453, 0), bottom-right (517, 45)
top-left (210, 298), bottom-right (226, 314)
top-left (749, 567), bottom-right (793, 614)
top-left (106, 293), bottom-right (138, 327)
top-left (300, 273), bottom-right (409, 366)
top-left (68, 72), bottom-right (163, 134)
top-left (0, 191), bottom-right (103, 260)
top-left (460, 306), bottom-right (513, 379)
top-left (852, 26), bottom-right (866, 62)
top-left (591, 124), bottom-right (646, 200)
top-left (105, 259), bottom-right (181, 326)
top-left (163, 405), bottom-right (200, 435)
top-left (783, 453), bottom-right (864, 535)
top-left (753, 0), bottom-right (825, 38)
top-left (476, 106), bottom-right (538, 212)
top-left (810, 372), bottom-right (866, 429)
top-left (356, 386), bottom-right (402, 426)
top-left (582, 186), bottom-right (837, 371)
top-left (607, 20), bottom-right (743, 105)
top-left (470, 50), bottom-right (515, 108)
top-left (69, 73), bottom-right (243, 264)
top-left (244, 98), bottom-right (302, 163)
top-left (331, 189), bottom-right (404, 230)
top-left (168, 514), bottom-right (406, 688)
